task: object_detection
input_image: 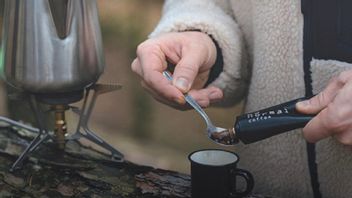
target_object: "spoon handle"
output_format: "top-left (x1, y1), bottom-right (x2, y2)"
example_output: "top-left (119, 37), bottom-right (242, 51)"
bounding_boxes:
top-left (162, 71), bottom-right (214, 127)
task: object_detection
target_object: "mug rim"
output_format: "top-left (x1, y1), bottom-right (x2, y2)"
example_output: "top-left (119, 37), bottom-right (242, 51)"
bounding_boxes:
top-left (188, 149), bottom-right (240, 167)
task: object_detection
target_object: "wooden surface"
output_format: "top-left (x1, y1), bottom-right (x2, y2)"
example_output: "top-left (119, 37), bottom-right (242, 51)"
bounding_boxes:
top-left (0, 125), bottom-right (269, 198)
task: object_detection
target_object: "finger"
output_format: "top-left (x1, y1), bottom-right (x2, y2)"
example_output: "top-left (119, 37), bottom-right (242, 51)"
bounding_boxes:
top-left (334, 131), bottom-right (352, 145)
top-left (141, 81), bottom-right (191, 110)
top-left (302, 108), bottom-right (334, 143)
top-left (296, 77), bottom-right (345, 114)
top-left (137, 41), bottom-right (168, 73)
top-left (141, 81), bottom-right (175, 106)
top-left (297, 71), bottom-right (352, 114)
top-left (172, 51), bottom-right (204, 93)
top-left (131, 58), bottom-right (143, 77)
top-left (141, 81), bottom-right (176, 106)
top-left (188, 86), bottom-right (223, 108)
top-left (207, 86), bottom-right (224, 103)
top-left (303, 79), bottom-right (352, 144)
top-left (141, 79), bottom-right (185, 105)
top-left (329, 81), bottom-right (352, 145)
top-left (136, 41), bottom-right (188, 104)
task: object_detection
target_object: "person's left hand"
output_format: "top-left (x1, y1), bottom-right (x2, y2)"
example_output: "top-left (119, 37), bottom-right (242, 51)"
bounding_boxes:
top-left (296, 70), bottom-right (352, 145)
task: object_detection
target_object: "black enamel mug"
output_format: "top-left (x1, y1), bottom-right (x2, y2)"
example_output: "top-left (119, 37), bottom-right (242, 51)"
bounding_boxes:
top-left (189, 149), bottom-right (254, 198)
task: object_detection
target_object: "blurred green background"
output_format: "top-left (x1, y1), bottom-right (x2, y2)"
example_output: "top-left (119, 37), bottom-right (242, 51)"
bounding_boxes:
top-left (0, 0), bottom-right (243, 173)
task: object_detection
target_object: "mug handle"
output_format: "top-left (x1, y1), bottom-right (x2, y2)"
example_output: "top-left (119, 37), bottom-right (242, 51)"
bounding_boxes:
top-left (230, 168), bottom-right (254, 197)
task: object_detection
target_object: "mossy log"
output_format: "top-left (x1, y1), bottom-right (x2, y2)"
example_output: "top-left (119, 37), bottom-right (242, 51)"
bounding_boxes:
top-left (0, 125), bottom-right (268, 198)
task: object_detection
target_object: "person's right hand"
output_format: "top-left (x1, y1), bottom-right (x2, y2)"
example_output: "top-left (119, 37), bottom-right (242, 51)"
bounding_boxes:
top-left (131, 31), bottom-right (223, 110)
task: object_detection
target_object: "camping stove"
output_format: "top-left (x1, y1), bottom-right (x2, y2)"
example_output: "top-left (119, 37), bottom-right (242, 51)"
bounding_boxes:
top-left (0, 0), bottom-right (124, 171)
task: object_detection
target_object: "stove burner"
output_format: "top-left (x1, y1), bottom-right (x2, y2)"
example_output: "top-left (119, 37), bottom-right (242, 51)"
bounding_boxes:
top-left (53, 104), bottom-right (69, 150)
top-left (0, 83), bottom-right (124, 171)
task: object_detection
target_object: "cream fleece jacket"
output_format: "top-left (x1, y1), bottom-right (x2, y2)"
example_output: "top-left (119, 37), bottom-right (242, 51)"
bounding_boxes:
top-left (150, 0), bottom-right (352, 198)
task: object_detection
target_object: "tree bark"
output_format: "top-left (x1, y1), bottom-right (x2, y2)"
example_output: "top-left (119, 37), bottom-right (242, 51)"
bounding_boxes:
top-left (0, 125), bottom-right (269, 198)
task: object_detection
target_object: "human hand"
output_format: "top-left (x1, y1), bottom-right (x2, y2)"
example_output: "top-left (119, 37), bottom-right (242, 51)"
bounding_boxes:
top-left (296, 70), bottom-right (352, 145)
top-left (131, 31), bottom-right (223, 109)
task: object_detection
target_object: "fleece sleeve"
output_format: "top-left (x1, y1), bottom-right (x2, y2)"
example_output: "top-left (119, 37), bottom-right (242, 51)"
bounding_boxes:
top-left (150, 0), bottom-right (249, 106)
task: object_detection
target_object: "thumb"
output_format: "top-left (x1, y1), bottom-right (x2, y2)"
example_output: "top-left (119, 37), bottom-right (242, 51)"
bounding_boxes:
top-left (296, 95), bottom-right (327, 114)
top-left (172, 55), bottom-right (202, 93)
top-left (296, 74), bottom-right (349, 114)
top-left (296, 92), bottom-right (336, 115)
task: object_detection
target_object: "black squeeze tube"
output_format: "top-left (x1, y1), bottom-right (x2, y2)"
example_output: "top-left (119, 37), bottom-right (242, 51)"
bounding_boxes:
top-left (235, 97), bottom-right (315, 144)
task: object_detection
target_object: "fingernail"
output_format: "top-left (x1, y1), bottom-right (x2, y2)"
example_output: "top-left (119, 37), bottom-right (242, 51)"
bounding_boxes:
top-left (209, 90), bottom-right (222, 100)
top-left (198, 99), bottom-right (210, 108)
top-left (297, 100), bottom-right (310, 107)
top-left (175, 77), bottom-right (190, 92)
top-left (175, 96), bottom-right (186, 104)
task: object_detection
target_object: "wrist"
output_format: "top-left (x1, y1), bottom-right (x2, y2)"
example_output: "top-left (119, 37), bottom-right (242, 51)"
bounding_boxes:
top-left (205, 36), bottom-right (223, 87)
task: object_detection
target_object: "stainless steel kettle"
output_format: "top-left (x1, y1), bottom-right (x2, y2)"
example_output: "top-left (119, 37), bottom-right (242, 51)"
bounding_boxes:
top-left (0, 0), bottom-right (124, 171)
top-left (1, 0), bottom-right (105, 98)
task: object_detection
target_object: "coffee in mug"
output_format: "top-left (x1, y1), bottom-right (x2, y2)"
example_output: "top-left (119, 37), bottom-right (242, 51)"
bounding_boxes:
top-left (189, 149), bottom-right (254, 198)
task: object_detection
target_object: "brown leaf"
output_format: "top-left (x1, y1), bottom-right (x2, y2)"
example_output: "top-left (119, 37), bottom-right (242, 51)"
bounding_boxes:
top-left (3, 173), bottom-right (25, 188)
top-left (56, 183), bottom-right (75, 197)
